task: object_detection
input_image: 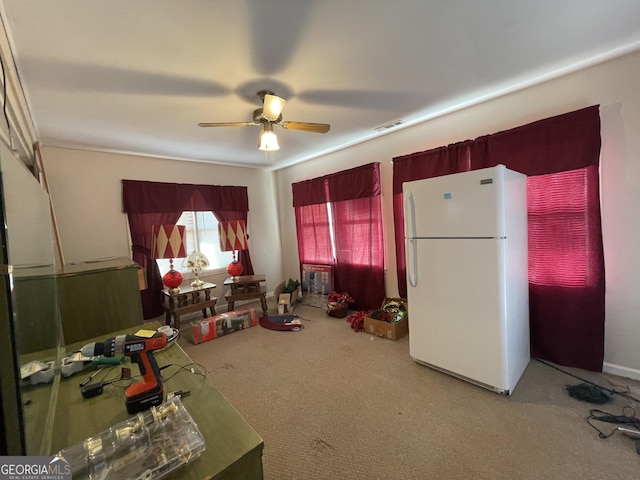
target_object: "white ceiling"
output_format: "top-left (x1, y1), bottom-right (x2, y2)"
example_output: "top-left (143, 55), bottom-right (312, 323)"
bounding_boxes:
top-left (1, 1), bottom-right (639, 170)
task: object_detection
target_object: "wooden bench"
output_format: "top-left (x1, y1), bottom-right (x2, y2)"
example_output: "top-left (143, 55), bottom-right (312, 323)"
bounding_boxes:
top-left (162, 282), bottom-right (217, 326)
top-left (224, 274), bottom-right (268, 317)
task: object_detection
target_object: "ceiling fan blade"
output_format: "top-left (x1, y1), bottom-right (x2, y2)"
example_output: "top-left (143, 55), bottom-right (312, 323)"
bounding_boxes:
top-left (263, 93), bottom-right (287, 121)
top-left (197, 122), bottom-right (259, 127)
top-left (279, 121), bottom-right (330, 133)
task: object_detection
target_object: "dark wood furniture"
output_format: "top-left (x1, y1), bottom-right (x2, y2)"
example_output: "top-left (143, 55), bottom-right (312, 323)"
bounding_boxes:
top-left (224, 274), bottom-right (268, 317)
top-left (162, 282), bottom-right (217, 327)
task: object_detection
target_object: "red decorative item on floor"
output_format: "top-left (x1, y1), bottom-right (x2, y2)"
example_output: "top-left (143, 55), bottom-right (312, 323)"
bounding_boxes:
top-left (326, 291), bottom-right (354, 318)
top-left (348, 310), bottom-right (371, 332)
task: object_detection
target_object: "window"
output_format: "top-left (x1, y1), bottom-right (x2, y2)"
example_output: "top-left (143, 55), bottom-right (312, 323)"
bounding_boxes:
top-left (156, 211), bottom-right (233, 275)
top-left (295, 202), bottom-right (361, 264)
top-left (527, 169), bottom-right (593, 288)
top-left (295, 203), bottom-right (333, 266)
top-left (293, 163), bottom-right (385, 310)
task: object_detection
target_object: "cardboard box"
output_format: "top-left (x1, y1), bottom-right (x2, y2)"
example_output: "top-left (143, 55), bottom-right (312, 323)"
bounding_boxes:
top-left (274, 281), bottom-right (299, 313)
top-left (278, 293), bottom-right (291, 314)
top-left (137, 266), bottom-right (147, 290)
top-left (363, 298), bottom-right (408, 341)
top-left (191, 306), bottom-right (258, 344)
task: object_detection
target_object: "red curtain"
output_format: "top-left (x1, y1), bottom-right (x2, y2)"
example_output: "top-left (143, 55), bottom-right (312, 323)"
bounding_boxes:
top-left (392, 141), bottom-right (473, 296)
top-left (525, 167), bottom-right (604, 370)
top-left (294, 203), bottom-right (333, 266)
top-left (122, 180), bottom-right (253, 319)
top-left (392, 105), bottom-right (604, 371)
top-left (292, 163), bottom-right (385, 310)
top-left (331, 196), bottom-right (385, 310)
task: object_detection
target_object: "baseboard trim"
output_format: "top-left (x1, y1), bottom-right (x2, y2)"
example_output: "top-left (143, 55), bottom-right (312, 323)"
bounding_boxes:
top-left (602, 362), bottom-right (640, 381)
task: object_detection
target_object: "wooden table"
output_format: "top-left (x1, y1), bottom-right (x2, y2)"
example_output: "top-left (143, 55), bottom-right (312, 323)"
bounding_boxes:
top-left (224, 274), bottom-right (268, 317)
top-left (162, 282), bottom-right (217, 327)
top-left (25, 323), bottom-right (264, 478)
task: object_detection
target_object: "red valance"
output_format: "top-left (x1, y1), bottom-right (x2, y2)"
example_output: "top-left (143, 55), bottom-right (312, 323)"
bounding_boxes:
top-left (472, 104), bottom-right (601, 175)
top-left (392, 105), bottom-right (601, 193)
top-left (122, 180), bottom-right (249, 214)
top-left (392, 141), bottom-right (472, 195)
top-left (292, 163), bottom-right (381, 207)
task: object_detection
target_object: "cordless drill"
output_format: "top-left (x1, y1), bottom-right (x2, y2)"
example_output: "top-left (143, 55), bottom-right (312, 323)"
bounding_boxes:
top-left (81, 331), bottom-right (167, 413)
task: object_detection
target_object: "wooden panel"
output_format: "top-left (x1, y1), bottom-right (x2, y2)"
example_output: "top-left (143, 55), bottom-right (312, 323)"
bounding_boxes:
top-left (13, 258), bottom-right (144, 348)
top-left (56, 260), bottom-right (143, 344)
top-left (13, 274), bottom-right (61, 354)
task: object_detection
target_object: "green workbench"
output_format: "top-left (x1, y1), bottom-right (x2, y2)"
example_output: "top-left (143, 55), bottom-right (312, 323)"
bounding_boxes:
top-left (20, 323), bottom-right (264, 479)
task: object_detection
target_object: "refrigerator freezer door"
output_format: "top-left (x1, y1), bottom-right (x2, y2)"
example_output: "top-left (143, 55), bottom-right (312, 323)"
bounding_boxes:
top-left (407, 238), bottom-right (509, 391)
top-left (403, 166), bottom-right (506, 238)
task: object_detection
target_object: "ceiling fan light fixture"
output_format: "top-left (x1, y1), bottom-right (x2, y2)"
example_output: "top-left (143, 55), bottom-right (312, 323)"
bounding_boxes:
top-left (258, 123), bottom-right (280, 151)
top-left (198, 90), bottom-right (330, 149)
top-left (262, 93), bottom-right (287, 121)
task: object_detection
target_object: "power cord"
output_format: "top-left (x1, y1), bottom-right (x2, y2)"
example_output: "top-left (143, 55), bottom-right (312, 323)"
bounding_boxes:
top-left (537, 358), bottom-right (640, 450)
top-left (535, 359), bottom-right (640, 403)
top-left (80, 366), bottom-right (134, 398)
top-left (78, 364), bottom-right (120, 387)
top-left (587, 406), bottom-right (640, 439)
top-left (159, 362), bottom-right (208, 393)
top-left (80, 362), bottom-right (207, 399)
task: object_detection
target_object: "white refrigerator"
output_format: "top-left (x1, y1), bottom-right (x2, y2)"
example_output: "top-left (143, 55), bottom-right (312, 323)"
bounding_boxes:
top-left (403, 165), bottom-right (530, 394)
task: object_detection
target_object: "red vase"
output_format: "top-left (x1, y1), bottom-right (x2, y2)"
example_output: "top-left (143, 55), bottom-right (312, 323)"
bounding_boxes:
top-left (163, 269), bottom-right (183, 289)
top-left (227, 261), bottom-right (243, 278)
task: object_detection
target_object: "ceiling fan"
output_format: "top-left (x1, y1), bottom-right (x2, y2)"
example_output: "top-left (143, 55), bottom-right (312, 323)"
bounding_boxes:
top-left (198, 90), bottom-right (330, 151)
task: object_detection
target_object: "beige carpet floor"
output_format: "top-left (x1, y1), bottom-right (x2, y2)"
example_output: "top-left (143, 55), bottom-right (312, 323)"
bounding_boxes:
top-left (177, 301), bottom-right (640, 480)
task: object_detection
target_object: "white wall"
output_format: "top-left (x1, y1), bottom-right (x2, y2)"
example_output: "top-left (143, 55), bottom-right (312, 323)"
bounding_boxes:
top-left (275, 50), bottom-right (640, 379)
top-left (41, 147), bottom-right (284, 297)
top-left (0, 143), bottom-right (55, 267)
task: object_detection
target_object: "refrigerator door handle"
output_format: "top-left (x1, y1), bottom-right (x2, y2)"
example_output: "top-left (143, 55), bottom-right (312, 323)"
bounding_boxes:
top-left (405, 190), bottom-right (419, 287)
top-left (404, 190), bottom-right (417, 240)
top-left (407, 238), bottom-right (418, 287)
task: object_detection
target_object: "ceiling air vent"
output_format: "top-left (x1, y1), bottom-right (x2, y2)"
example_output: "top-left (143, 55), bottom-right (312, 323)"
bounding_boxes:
top-left (374, 120), bottom-right (404, 132)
